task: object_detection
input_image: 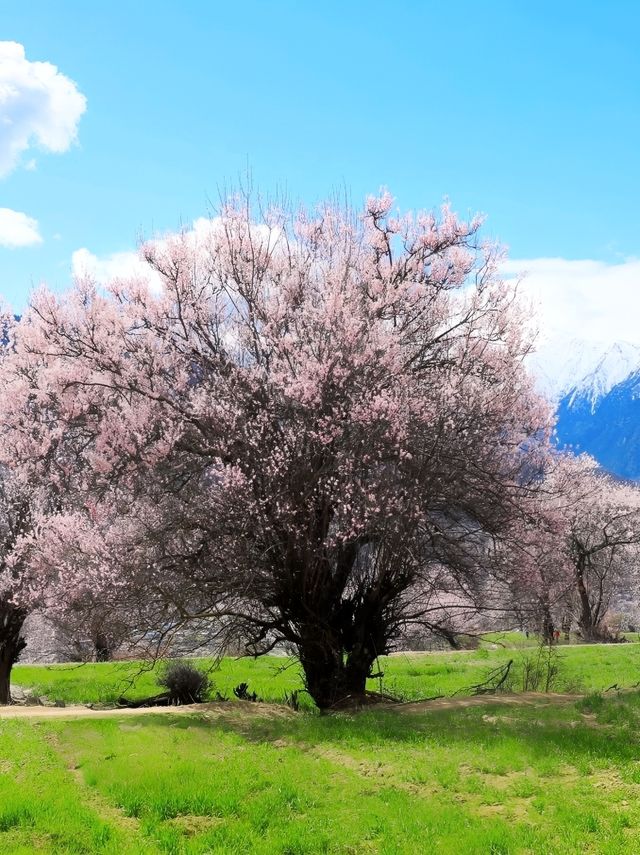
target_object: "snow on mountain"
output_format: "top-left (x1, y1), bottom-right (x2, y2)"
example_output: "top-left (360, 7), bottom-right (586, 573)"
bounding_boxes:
top-left (531, 339), bottom-right (640, 405)
top-left (548, 340), bottom-right (640, 480)
top-left (565, 341), bottom-right (640, 411)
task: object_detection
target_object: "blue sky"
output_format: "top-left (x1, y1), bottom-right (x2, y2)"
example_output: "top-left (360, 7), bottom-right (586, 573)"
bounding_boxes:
top-left (1, 0), bottom-right (639, 359)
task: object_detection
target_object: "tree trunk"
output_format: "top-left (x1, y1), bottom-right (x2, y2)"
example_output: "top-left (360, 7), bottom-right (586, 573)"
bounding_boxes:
top-left (0, 604), bottom-right (27, 705)
top-left (575, 562), bottom-right (606, 641)
top-left (298, 640), bottom-right (375, 709)
top-left (540, 602), bottom-right (554, 644)
top-left (282, 543), bottom-right (398, 709)
top-left (94, 632), bottom-right (113, 662)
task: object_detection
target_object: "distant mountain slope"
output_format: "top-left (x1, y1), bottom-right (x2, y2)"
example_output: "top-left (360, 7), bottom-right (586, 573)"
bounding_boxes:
top-left (556, 373), bottom-right (640, 479)
top-left (533, 340), bottom-right (640, 403)
top-left (553, 342), bottom-right (640, 480)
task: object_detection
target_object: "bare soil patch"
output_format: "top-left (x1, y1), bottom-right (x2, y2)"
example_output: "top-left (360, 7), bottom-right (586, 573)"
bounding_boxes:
top-left (0, 699), bottom-right (295, 720)
top-left (0, 691), bottom-right (586, 720)
top-left (385, 691), bottom-right (582, 714)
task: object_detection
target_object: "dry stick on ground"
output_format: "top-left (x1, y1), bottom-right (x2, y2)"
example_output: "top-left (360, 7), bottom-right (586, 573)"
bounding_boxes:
top-left (454, 659), bottom-right (514, 697)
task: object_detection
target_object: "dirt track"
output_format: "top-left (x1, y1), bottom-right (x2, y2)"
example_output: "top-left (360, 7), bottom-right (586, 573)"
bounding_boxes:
top-left (0, 692), bottom-right (584, 720)
top-left (386, 691), bottom-right (582, 714)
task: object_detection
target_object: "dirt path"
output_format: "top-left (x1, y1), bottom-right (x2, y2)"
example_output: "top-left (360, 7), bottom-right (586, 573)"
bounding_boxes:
top-left (0, 699), bottom-right (296, 720)
top-left (385, 691), bottom-right (583, 714)
top-left (0, 691), bottom-right (585, 720)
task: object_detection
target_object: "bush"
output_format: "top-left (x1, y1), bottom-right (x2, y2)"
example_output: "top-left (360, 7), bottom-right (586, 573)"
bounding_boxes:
top-left (157, 661), bottom-right (211, 704)
top-left (517, 644), bottom-right (562, 693)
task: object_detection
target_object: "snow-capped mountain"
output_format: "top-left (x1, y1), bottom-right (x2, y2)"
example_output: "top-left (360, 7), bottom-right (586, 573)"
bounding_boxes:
top-left (550, 340), bottom-right (640, 480)
top-left (531, 339), bottom-right (640, 405)
top-left (564, 342), bottom-right (640, 411)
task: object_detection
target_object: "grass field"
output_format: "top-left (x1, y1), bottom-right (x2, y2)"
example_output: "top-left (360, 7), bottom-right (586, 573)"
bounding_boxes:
top-left (5, 639), bottom-right (640, 853)
top-left (12, 637), bottom-right (640, 708)
top-left (3, 692), bottom-right (640, 853)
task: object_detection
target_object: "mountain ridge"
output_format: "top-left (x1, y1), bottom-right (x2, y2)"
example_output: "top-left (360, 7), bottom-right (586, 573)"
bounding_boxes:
top-left (552, 340), bottom-right (640, 480)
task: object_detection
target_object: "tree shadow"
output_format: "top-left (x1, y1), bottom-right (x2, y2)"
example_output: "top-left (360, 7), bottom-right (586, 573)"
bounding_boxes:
top-left (123, 691), bottom-right (640, 768)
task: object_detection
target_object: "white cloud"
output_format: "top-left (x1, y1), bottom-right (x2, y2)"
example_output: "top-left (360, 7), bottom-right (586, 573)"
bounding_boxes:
top-left (0, 207), bottom-right (42, 247)
top-left (71, 247), bottom-right (159, 286)
top-left (70, 218), bottom-right (229, 291)
top-left (0, 41), bottom-right (86, 177)
top-left (502, 256), bottom-right (640, 390)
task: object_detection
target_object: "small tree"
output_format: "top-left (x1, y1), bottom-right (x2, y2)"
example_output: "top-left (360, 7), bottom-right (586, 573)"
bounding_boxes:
top-left (563, 457), bottom-right (640, 641)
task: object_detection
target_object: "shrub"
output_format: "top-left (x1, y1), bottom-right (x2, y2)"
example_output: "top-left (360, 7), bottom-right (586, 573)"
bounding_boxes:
top-left (157, 661), bottom-right (211, 704)
top-left (517, 644), bottom-right (562, 693)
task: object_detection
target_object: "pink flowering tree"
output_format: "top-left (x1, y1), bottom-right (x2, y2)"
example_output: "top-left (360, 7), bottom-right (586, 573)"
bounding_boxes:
top-left (558, 455), bottom-right (640, 640)
top-left (497, 453), bottom-right (640, 642)
top-left (1, 191), bottom-right (553, 708)
top-left (492, 456), bottom-right (580, 641)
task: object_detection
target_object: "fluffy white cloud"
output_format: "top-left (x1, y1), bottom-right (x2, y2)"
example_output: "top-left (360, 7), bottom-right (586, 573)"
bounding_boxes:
top-left (0, 41), bottom-right (86, 177)
top-left (71, 247), bottom-right (160, 286)
top-left (0, 207), bottom-right (42, 247)
top-left (70, 218), bottom-right (231, 290)
top-left (503, 257), bottom-right (640, 343)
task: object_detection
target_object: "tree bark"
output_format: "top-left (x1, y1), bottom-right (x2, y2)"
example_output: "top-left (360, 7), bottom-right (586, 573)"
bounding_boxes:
top-left (296, 601), bottom-right (386, 709)
top-left (575, 560), bottom-right (606, 641)
top-left (0, 604), bottom-right (27, 705)
top-left (540, 602), bottom-right (554, 644)
top-left (94, 632), bottom-right (113, 662)
top-left (299, 640), bottom-right (375, 709)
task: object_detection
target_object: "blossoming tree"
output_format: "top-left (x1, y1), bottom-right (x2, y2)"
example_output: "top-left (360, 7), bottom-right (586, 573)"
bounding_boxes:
top-left (0, 470), bottom-right (34, 704)
top-left (497, 453), bottom-right (640, 641)
top-left (1, 191), bottom-right (554, 707)
top-left (559, 455), bottom-right (640, 640)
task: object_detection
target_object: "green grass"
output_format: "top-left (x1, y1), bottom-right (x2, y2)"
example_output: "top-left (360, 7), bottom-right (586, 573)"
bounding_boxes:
top-left (5, 639), bottom-right (640, 852)
top-left (0, 718), bottom-right (154, 853)
top-left (4, 692), bottom-right (640, 852)
top-left (13, 639), bottom-right (640, 707)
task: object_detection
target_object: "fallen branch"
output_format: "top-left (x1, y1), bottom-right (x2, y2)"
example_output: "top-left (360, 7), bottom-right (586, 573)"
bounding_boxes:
top-left (456, 659), bottom-right (514, 696)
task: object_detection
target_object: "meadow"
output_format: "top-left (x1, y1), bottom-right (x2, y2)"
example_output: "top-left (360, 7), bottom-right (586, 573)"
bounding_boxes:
top-left (3, 639), bottom-right (640, 853)
top-left (11, 634), bottom-right (640, 708)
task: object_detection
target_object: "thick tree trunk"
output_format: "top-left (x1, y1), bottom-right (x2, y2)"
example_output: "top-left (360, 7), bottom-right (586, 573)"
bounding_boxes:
top-left (94, 632), bottom-right (113, 662)
top-left (296, 602), bottom-right (386, 709)
top-left (0, 604), bottom-right (27, 705)
top-left (283, 543), bottom-right (399, 709)
top-left (299, 641), bottom-right (375, 709)
top-left (540, 602), bottom-right (554, 644)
